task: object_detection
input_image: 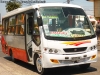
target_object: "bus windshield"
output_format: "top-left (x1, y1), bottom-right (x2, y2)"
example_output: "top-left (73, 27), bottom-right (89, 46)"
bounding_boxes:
top-left (39, 7), bottom-right (95, 41)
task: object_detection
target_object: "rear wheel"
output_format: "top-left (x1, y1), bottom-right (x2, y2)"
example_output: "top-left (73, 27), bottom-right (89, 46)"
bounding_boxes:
top-left (10, 50), bottom-right (16, 62)
top-left (35, 56), bottom-right (47, 75)
top-left (79, 63), bottom-right (90, 70)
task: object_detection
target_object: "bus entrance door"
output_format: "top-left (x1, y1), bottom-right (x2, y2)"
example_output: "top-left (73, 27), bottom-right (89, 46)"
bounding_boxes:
top-left (25, 13), bottom-right (33, 62)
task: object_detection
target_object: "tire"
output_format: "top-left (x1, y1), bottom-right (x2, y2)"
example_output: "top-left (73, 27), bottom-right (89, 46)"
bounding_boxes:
top-left (35, 56), bottom-right (47, 75)
top-left (79, 63), bottom-right (90, 70)
top-left (10, 51), bottom-right (16, 62)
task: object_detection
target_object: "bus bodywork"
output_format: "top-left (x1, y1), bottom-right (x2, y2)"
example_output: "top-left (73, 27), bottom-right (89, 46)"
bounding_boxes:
top-left (1, 3), bottom-right (97, 74)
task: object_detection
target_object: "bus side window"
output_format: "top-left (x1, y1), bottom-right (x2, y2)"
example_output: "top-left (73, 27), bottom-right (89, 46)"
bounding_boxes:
top-left (15, 25), bottom-right (24, 35)
top-left (8, 16), bottom-right (15, 35)
top-left (8, 26), bottom-right (15, 35)
top-left (27, 13), bottom-right (34, 35)
top-left (20, 25), bottom-right (24, 35)
top-left (15, 13), bottom-right (25, 35)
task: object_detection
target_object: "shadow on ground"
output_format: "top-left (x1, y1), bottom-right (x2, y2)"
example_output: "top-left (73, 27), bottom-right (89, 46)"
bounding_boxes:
top-left (4, 56), bottom-right (97, 75)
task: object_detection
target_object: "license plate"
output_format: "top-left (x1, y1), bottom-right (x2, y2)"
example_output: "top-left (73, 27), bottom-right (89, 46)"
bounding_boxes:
top-left (71, 57), bottom-right (80, 61)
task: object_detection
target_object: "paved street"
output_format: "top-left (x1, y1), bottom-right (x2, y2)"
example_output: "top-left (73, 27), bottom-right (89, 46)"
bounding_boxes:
top-left (0, 45), bottom-right (100, 75)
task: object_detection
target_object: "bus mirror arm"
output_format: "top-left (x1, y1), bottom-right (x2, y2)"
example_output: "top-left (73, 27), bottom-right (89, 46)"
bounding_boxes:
top-left (37, 17), bottom-right (43, 26)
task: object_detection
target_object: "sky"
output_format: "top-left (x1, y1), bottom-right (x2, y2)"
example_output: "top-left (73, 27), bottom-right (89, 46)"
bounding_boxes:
top-left (0, 0), bottom-right (94, 18)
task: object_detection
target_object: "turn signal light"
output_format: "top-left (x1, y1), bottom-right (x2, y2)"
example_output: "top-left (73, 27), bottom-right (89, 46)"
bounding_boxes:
top-left (91, 55), bottom-right (96, 60)
top-left (50, 59), bottom-right (59, 64)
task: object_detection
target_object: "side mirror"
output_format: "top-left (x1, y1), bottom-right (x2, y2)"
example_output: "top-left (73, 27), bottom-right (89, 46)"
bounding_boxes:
top-left (36, 8), bottom-right (43, 26)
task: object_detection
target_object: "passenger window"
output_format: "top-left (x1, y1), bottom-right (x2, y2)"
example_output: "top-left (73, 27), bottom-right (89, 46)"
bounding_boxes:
top-left (9, 16), bottom-right (16, 26)
top-left (8, 26), bottom-right (15, 35)
top-left (8, 16), bottom-right (15, 35)
top-left (15, 25), bottom-right (24, 35)
top-left (17, 14), bottom-right (25, 25)
top-left (27, 15), bottom-right (33, 35)
top-left (15, 13), bottom-right (25, 35)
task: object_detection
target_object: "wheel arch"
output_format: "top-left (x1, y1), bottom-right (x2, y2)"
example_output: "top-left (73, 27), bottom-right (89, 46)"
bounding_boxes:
top-left (9, 48), bottom-right (12, 56)
top-left (33, 53), bottom-right (39, 65)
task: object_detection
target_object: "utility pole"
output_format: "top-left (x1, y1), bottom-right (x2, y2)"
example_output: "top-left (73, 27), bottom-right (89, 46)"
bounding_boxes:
top-left (67, 0), bottom-right (70, 4)
top-left (67, 0), bottom-right (73, 4)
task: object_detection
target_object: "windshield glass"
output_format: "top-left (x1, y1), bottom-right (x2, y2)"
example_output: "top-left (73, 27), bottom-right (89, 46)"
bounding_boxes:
top-left (39, 7), bottom-right (95, 41)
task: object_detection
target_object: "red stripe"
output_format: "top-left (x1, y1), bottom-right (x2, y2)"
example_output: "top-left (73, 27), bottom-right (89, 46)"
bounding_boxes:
top-left (10, 47), bottom-right (28, 62)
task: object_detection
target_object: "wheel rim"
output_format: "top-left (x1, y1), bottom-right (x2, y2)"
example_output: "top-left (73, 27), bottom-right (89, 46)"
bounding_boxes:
top-left (36, 57), bottom-right (42, 73)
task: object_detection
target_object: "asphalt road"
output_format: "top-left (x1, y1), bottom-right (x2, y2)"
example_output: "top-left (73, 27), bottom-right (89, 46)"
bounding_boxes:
top-left (0, 45), bottom-right (100, 75)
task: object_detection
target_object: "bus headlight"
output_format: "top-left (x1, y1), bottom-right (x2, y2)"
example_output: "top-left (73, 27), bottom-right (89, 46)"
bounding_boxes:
top-left (90, 45), bottom-right (97, 51)
top-left (49, 49), bottom-right (59, 54)
top-left (54, 49), bottom-right (58, 53)
top-left (44, 48), bottom-right (61, 54)
top-left (49, 49), bottom-right (53, 53)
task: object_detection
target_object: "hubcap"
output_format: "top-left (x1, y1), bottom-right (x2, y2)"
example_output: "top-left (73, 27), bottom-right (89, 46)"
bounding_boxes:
top-left (36, 57), bottom-right (42, 72)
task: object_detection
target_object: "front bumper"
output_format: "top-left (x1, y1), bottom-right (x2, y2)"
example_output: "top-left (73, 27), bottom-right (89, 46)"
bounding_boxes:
top-left (42, 50), bottom-right (97, 68)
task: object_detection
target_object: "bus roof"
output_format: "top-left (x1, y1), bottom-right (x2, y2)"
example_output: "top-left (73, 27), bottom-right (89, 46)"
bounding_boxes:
top-left (3, 3), bottom-right (83, 18)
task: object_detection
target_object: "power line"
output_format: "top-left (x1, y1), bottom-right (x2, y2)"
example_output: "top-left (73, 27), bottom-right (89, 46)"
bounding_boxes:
top-left (0, 0), bottom-right (46, 5)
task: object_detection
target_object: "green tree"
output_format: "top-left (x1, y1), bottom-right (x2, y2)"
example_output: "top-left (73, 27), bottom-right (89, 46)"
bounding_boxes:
top-left (6, 0), bottom-right (22, 12)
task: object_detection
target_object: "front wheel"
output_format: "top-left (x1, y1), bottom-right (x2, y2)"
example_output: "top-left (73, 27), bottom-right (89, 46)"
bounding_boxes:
top-left (36, 56), bottom-right (47, 75)
top-left (79, 63), bottom-right (90, 70)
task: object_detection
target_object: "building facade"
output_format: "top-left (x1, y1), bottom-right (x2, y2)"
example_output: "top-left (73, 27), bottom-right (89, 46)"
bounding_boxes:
top-left (87, 0), bottom-right (100, 21)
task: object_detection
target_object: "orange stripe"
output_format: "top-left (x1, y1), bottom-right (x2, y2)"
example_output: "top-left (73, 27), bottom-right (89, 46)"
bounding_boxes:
top-left (62, 40), bottom-right (91, 46)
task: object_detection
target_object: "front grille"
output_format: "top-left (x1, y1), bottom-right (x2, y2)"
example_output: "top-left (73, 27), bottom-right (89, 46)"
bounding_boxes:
top-left (63, 47), bottom-right (87, 52)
